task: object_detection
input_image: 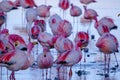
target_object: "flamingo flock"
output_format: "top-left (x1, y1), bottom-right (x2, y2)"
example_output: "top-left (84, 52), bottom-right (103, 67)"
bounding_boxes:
top-left (0, 0), bottom-right (120, 80)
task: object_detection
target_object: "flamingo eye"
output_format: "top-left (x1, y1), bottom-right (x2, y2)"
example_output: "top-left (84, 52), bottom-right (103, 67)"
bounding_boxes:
top-left (15, 41), bottom-right (19, 46)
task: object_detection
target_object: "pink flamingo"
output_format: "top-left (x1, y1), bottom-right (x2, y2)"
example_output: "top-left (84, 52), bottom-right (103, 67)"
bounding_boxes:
top-left (55, 42), bottom-right (82, 80)
top-left (54, 36), bottom-right (73, 53)
top-left (34, 19), bottom-right (46, 32)
top-left (0, 0), bottom-right (18, 12)
top-left (74, 31), bottom-right (89, 49)
top-left (37, 47), bottom-right (54, 80)
top-left (30, 25), bottom-right (42, 39)
top-left (70, 3), bottom-right (82, 31)
top-left (83, 5), bottom-right (98, 21)
top-left (25, 8), bottom-right (38, 41)
top-left (49, 14), bottom-right (62, 35)
top-left (59, 0), bottom-right (70, 18)
top-left (14, 0), bottom-right (37, 8)
top-left (56, 20), bottom-right (72, 37)
top-left (0, 12), bottom-right (6, 28)
top-left (36, 5), bottom-right (52, 18)
top-left (80, 0), bottom-right (96, 5)
top-left (95, 17), bottom-right (117, 30)
top-left (0, 41), bottom-right (36, 80)
top-left (70, 3), bottom-right (82, 17)
top-left (37, 32), bottom-right (54, 48)
top-left (96, 33), bottom-right (119, 76)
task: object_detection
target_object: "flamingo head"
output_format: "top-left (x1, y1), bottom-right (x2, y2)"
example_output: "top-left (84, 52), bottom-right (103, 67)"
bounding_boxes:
top-left (0, 28), bottom-right (9, 35)
top-left (43, 47), bottom-right (49, 57)
top-left (70, 3), bottom-right (74, 8)
top-left (47, 5), bottom-right (52, 10)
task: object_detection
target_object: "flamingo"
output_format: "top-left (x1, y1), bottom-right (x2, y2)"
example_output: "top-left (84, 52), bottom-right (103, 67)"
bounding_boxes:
top-left (55, 42), bottom-right (82, 80)
top-left (80, 0), bottom-right (96, 5)
top-left (37, 47), bottom-right (54, 80)
top-left (14, 0), bottom-right (37, 8)
top-left (56, 20), bottom-right (73, 37)
top-left (30, 25), bottom-right (42, 39)
top-left (0, 11), bottom-right (6, 28)
top-left (54, 36), bottom-right (73, 53)
top-left (95, 17), bottom-right (117, 30)
top-left (25, 8), bottom-right (38, 41)
top-left (96, 33), bottom-right (119, 76)
top-left (74, 31), bottom-right (89, 49)
top-left (34, 19), bottom-right (46, 32)
top-left (0, 0), bottom-right (18, 12)
top-left (36, 5), bottom-right (52, 18)
top-left (49, 14), bottom-right (62, 35)
top-left (70, 4), bottom-right (82, 17)
top-left (83, 5), bottom-right (98, 21)
top-left (70, 3), bottom-right (82, 31)
top-left (37, 32), bottom-right (54, 48)
top-left (0, 40), bottom-right (6, 56)
top-left (58, 0), bottom-right (70, 18)
top-left (0, 41), bottom-right (37, 80)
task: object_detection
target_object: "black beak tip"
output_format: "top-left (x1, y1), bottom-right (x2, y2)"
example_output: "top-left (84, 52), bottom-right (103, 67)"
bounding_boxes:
top-left (21, 47), bottom-right (27, 51)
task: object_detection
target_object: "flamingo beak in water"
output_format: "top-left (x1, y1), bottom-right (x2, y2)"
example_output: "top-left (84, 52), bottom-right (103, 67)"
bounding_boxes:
top-left (11, 7), bottom-right (18, 10)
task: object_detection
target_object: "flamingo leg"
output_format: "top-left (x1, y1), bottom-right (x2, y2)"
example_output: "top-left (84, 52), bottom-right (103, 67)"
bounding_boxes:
top-left (42, 69), bottom-right (44, 80)
top-left (107, 54), bottom-right (110, 74)
top-left (45, 69), bottom-right (48, 80)
top-left (104, 54), bottom-right (107, 74)
top-left (69, 67), bottom-right (72, 80)
top-left (9, 71), bottom-right (15, 80)
top-left (114, 53), bottom-right (119, 67)
top-left (0, 67), bottom-right (2, 80)
top-left (49, 68), bottom-right (51, 79)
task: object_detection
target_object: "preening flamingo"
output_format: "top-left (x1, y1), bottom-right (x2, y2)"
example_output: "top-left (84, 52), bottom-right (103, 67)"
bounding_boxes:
top-left (34, 19), bottom-right (46, 32)
top-left (37, 47), bottom-right (54, 80)
top-left (74, 31), bottom-right (89, 49)
top-left (96, 33), bottom-right (119, 76)
top-left (14, 0), bottom-right (37, 8)
top-left (30, 25), bottom-right (42, 39)
top-left (80, 0), bottom-right (96, 5)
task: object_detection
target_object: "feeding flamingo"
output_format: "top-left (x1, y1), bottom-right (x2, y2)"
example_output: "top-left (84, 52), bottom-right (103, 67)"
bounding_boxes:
top-left (96, 33), bottom-right (119, 76)
top-left (37, 47), bottom-right (54, 80)
top-left (80, 0), bottom-right (96, 5)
